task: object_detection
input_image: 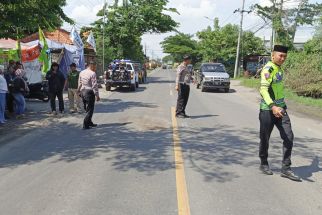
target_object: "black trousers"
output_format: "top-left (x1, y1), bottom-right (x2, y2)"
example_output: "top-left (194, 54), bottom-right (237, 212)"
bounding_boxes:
top-left (49, 91), bottom-right (64, 112)
top-left (259, 110), bottom-right (294, 169)
top-left (6, 93), bottom-right (14, 113)
top-left (176, 83), bottom-right (190, 116)
top-left (81, 89), bottom-right (95, 127)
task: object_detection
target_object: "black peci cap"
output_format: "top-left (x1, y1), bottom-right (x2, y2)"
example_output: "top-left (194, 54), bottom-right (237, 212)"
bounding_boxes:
top-left (273, 45), bottom-right (288, 53)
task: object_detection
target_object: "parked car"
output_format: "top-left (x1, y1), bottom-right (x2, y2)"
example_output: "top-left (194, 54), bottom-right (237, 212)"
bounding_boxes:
top-left (195, 63), bottom-right (230, 92)
top-left (104, 60), bottom-right (139, 91)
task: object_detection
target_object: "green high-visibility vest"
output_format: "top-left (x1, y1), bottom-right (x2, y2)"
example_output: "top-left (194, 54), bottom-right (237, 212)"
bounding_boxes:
top-left (259, 61), bottom-right (286, 110)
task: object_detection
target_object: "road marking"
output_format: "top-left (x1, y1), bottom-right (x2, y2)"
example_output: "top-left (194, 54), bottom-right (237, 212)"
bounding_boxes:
top-left (170, 90), bottom-right (173, 96)
top-left (171, 107), bottom-right (191, 215)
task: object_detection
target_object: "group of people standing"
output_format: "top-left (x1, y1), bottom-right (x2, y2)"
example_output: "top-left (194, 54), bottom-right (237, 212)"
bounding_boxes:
top-left (0, 60), bottom-right (100, 130)
top-left (44, 61), bottom-right (100, 129)
top-left (45, 62), bottom-right (81, 115)
top-left (0, 60), bottom-right (29, 124)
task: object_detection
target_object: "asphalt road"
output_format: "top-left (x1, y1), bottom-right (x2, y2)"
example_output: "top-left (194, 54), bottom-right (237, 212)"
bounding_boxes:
top-left (0, 68), bottom-right (322, 215)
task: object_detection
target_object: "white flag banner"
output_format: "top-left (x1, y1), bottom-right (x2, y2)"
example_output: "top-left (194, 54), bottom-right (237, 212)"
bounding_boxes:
top-left (69, 26), bottom-right (85, 70)
top-left (70, 26), bottom-right (84, 49)
top-left (86, 31), bottom-right (96, 52)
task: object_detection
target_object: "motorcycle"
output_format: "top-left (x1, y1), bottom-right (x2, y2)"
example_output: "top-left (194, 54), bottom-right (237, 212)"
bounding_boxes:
top-left (25, 80), bottom-right (49, 102)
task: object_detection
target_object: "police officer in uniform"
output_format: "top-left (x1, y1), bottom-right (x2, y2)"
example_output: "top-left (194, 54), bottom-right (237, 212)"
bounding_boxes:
top-left (78, 61), bottom-right (100, 129)
top-left (259, 45), bottom-right (301, 181)
top-left (175, 55), bottom-right (192, 118)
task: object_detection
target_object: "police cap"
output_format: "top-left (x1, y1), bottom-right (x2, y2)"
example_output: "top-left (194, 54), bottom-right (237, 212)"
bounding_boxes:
top-left (273, 45), bottom-right (288, 53)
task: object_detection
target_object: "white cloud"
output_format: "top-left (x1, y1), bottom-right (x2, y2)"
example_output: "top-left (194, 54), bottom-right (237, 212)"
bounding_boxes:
top-left (62, 0), bottom-right (315, 59)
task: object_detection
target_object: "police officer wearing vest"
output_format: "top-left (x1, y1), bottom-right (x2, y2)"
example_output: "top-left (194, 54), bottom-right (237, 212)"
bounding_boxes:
top-left (175, 55), bottom-right (192, 118)
top-left (259, 45), bottom-right (301, 181)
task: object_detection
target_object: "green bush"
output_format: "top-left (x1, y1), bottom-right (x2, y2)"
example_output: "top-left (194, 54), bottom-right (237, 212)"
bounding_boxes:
top-left (283, 52), bottom-right (322, 98)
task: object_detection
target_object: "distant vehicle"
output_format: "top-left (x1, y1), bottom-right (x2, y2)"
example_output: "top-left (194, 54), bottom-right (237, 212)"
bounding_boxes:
top-left (162, 64), bottom-right (167, 69)
top-left (104, 60), bottom-right (139, 91)
top-left (194, 63), bottom-right (230, 93)
top-left (133, 62), bottom-right (147, 84)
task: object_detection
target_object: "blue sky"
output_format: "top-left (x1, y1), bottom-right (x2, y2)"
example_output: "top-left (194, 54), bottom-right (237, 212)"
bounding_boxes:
top-left (63, 0), bottom-right (321, 58)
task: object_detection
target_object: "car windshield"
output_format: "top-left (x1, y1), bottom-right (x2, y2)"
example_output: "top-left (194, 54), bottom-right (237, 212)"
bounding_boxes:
top-left (202, 64), bottom-right (225, 73)
top-left (126, 64), bottom-right (133, 70)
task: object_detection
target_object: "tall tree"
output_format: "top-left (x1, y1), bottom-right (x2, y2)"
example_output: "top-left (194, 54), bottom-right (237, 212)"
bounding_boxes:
top-left (197, 24), bottom-right (266, 63)
top-left (253, 0), bottom-right (322, 47)
top-left (90, 0), bottom-right (178, 64)
top-left (0, 0), bottom-right (73, 38)
top-left (160, 33), bottom-right (200, 63)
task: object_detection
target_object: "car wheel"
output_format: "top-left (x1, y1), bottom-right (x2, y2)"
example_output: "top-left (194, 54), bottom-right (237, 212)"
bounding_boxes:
top-left (106, 85), bottom-right (111, 91)
top-left (136, 81), bottom-right (139, 88)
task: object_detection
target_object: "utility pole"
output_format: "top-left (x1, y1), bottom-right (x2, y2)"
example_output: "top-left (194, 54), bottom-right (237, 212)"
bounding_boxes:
top-left (102, 0), bottom-right (106, 73)
top-left (233, 0), bottom-right (251, 78)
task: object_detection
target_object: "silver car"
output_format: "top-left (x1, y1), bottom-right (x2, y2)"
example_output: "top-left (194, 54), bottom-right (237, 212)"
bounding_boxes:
top-left (195, 63), bottom-right (230, 92)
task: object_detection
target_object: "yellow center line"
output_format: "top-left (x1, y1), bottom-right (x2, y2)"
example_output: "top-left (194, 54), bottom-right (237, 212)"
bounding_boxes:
top-left (171, 107), bottom-right (191, 215)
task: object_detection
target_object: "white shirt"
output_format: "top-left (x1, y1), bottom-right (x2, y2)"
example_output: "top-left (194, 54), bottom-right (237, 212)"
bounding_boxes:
top-left (0, 75), bottom-right (8, 93)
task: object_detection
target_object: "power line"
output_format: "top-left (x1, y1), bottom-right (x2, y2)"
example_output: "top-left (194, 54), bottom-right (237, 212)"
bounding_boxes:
top-left (234, 0), bottom-right (251, 78)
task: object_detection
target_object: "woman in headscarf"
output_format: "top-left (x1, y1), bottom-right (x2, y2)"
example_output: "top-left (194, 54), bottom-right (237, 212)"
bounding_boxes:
top-left (12, 68), bottom-right (28, 119)
top-left (0, 65), bottom-right (8, 124)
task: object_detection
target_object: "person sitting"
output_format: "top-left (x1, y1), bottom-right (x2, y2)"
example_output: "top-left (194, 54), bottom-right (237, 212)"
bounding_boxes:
top-left (12, 69), bottom-right (29, 119)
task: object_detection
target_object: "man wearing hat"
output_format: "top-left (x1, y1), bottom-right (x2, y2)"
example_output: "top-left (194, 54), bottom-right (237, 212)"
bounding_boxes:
top-left (258, 45), bottom-right (301, 181)
top-left (65, 63), bottom-right (81, 113)
top-left (77, 61), bottom-right (100, 129)
top-left (175, 55), bottom-right (192, 118)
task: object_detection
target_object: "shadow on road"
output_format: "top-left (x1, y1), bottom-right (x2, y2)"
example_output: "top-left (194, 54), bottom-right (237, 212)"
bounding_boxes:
top-left (94, 99), bottom-right (158, 114)
top-left (179, 125), bottom-right (322, 183)
top-left (148, 76), bottom-right (174, 84)
top-left (189, 114), bottom-right (219, 119)
top-left (292, 156), bottom-right (322, 182)
top-left (202, 88), bottom-right (237, 93)
top-left (0, 120), bottom-right (175, 176)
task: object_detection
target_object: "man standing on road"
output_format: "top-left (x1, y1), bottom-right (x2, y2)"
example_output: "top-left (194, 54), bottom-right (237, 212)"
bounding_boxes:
top-left (258, 45), bottom-right (301, 181)
top-left (175, 55), bottom-right (192, 118)
top-left (78, 61), bottom-right (100, 129)
top-left (65, 63), bottom-right (81, 113)
top-left (46, 62), bottom-right (66, 115)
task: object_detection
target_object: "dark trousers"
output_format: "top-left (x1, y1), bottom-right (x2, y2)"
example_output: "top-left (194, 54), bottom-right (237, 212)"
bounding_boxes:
top-left (259, 110), bottom-right (294, 169)
top-left (49, 91), bottom-right (64, 112)
top-left (81, 89), bottom-right (95, 128)
top-left (6, 93), bottom-right (14, 113)
top-left (176, 84), bottom-right (190, 116)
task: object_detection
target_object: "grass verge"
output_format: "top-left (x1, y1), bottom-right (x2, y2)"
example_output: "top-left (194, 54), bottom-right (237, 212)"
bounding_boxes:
top-left (240, 78), bottom-right (322, 110)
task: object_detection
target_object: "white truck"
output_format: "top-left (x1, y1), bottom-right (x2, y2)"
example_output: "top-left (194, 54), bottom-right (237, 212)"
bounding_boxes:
top-left (104, 60), bottom-right (139, 92)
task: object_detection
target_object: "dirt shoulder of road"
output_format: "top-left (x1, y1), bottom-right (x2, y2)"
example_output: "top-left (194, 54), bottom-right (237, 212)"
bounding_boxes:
top-left (231, 80), bottom-right (322, 122)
